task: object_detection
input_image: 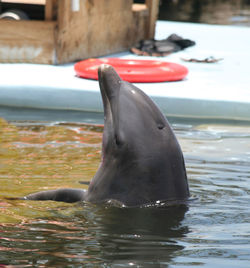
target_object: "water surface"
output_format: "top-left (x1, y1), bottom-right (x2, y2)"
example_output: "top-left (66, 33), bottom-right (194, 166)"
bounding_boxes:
top-left (1, 117), bottom-right (250, 267)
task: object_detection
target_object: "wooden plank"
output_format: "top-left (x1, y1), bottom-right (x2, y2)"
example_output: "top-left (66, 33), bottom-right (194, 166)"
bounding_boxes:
top-left (132, 3), bottom-right (149, 42)
top-left (1, 0), bottom-right (45, 4)
top-left (132, 4), bottom-right (147, 12)
top-left (145, 0), bottom-right (159, 38)
top-left (45, 0), bottom-right (57, 21)
top-left (55, 0), bottom-right (137, 64)
top-left (0, 20), bottom-right (56, 64)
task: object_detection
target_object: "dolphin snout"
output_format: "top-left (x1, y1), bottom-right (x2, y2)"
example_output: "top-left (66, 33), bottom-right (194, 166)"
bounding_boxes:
top-left (98, 64), bottom-right (121, 100)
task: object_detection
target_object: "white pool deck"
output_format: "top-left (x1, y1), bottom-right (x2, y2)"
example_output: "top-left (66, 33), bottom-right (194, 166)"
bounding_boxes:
top-left (0, 21), bottom-right (250, 121)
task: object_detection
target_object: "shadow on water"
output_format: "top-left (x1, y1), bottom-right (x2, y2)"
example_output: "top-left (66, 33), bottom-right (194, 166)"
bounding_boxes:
top-left (84, 205), bottom-right (189, 265)
top-left (0, 203), bottom-right (189, 267)
top-left (0, 106), bottom-right (104, 125)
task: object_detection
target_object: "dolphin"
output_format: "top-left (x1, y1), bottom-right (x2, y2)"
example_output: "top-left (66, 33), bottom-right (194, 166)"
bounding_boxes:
top-left (23, 64), bottom-right (190, 207)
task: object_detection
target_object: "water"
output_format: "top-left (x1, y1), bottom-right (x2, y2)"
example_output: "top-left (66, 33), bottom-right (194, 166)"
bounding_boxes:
top-left (1, 116), bottom-right (250, 267)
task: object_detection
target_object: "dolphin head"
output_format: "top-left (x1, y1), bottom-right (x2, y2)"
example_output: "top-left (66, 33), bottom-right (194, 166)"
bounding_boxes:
top-left (86, 64), bottom-right (189, 206)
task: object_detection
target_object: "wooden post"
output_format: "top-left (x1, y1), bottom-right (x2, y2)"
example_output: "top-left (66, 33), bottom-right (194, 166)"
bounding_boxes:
top-left (55, 0), bottom-right (136, 64)
top-left (45, 0), bottom-right (57, 21)
top-left (145, 0), bottom-right (159, 39)
top-left (0, 20), bottom-right (55, 64)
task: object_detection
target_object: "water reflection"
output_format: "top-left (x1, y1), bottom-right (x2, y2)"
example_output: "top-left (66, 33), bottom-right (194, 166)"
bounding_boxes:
top-left (87, 205), bottom-right (188, 266)
top-left (0, 204), bottom-right (189, 267)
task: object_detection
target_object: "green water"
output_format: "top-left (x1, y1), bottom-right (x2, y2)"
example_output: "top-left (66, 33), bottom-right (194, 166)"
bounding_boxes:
top-left (0, 119), bottom-right (101, 223)
top-left (1, 117), bottom-right (250, 267)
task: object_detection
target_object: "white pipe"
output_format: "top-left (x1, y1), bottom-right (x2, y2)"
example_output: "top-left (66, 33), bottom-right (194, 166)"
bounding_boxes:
top-left (71, 0), bottom-right (80, 12)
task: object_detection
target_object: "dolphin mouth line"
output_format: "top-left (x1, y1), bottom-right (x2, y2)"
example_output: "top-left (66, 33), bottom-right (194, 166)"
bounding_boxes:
top-left (98, 64), bottom-right (115, 127)
top-left (98, 64), bottom-right (123, 149)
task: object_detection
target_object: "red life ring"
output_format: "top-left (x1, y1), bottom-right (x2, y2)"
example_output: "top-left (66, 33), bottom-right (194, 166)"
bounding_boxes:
top-left (74, 58), bottom-right (188, 83)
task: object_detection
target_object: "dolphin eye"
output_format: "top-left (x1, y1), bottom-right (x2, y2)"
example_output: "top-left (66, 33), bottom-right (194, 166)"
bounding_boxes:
top-left (157, 123), bottom-right (165, 130)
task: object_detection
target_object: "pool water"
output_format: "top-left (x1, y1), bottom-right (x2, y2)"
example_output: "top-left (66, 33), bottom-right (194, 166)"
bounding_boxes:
top-left (1, 117), bottom-right (250, 267)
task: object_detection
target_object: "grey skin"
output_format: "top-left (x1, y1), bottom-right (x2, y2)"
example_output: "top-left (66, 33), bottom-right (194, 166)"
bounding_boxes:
top-left (24, 64), bottom-right (189, 206)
